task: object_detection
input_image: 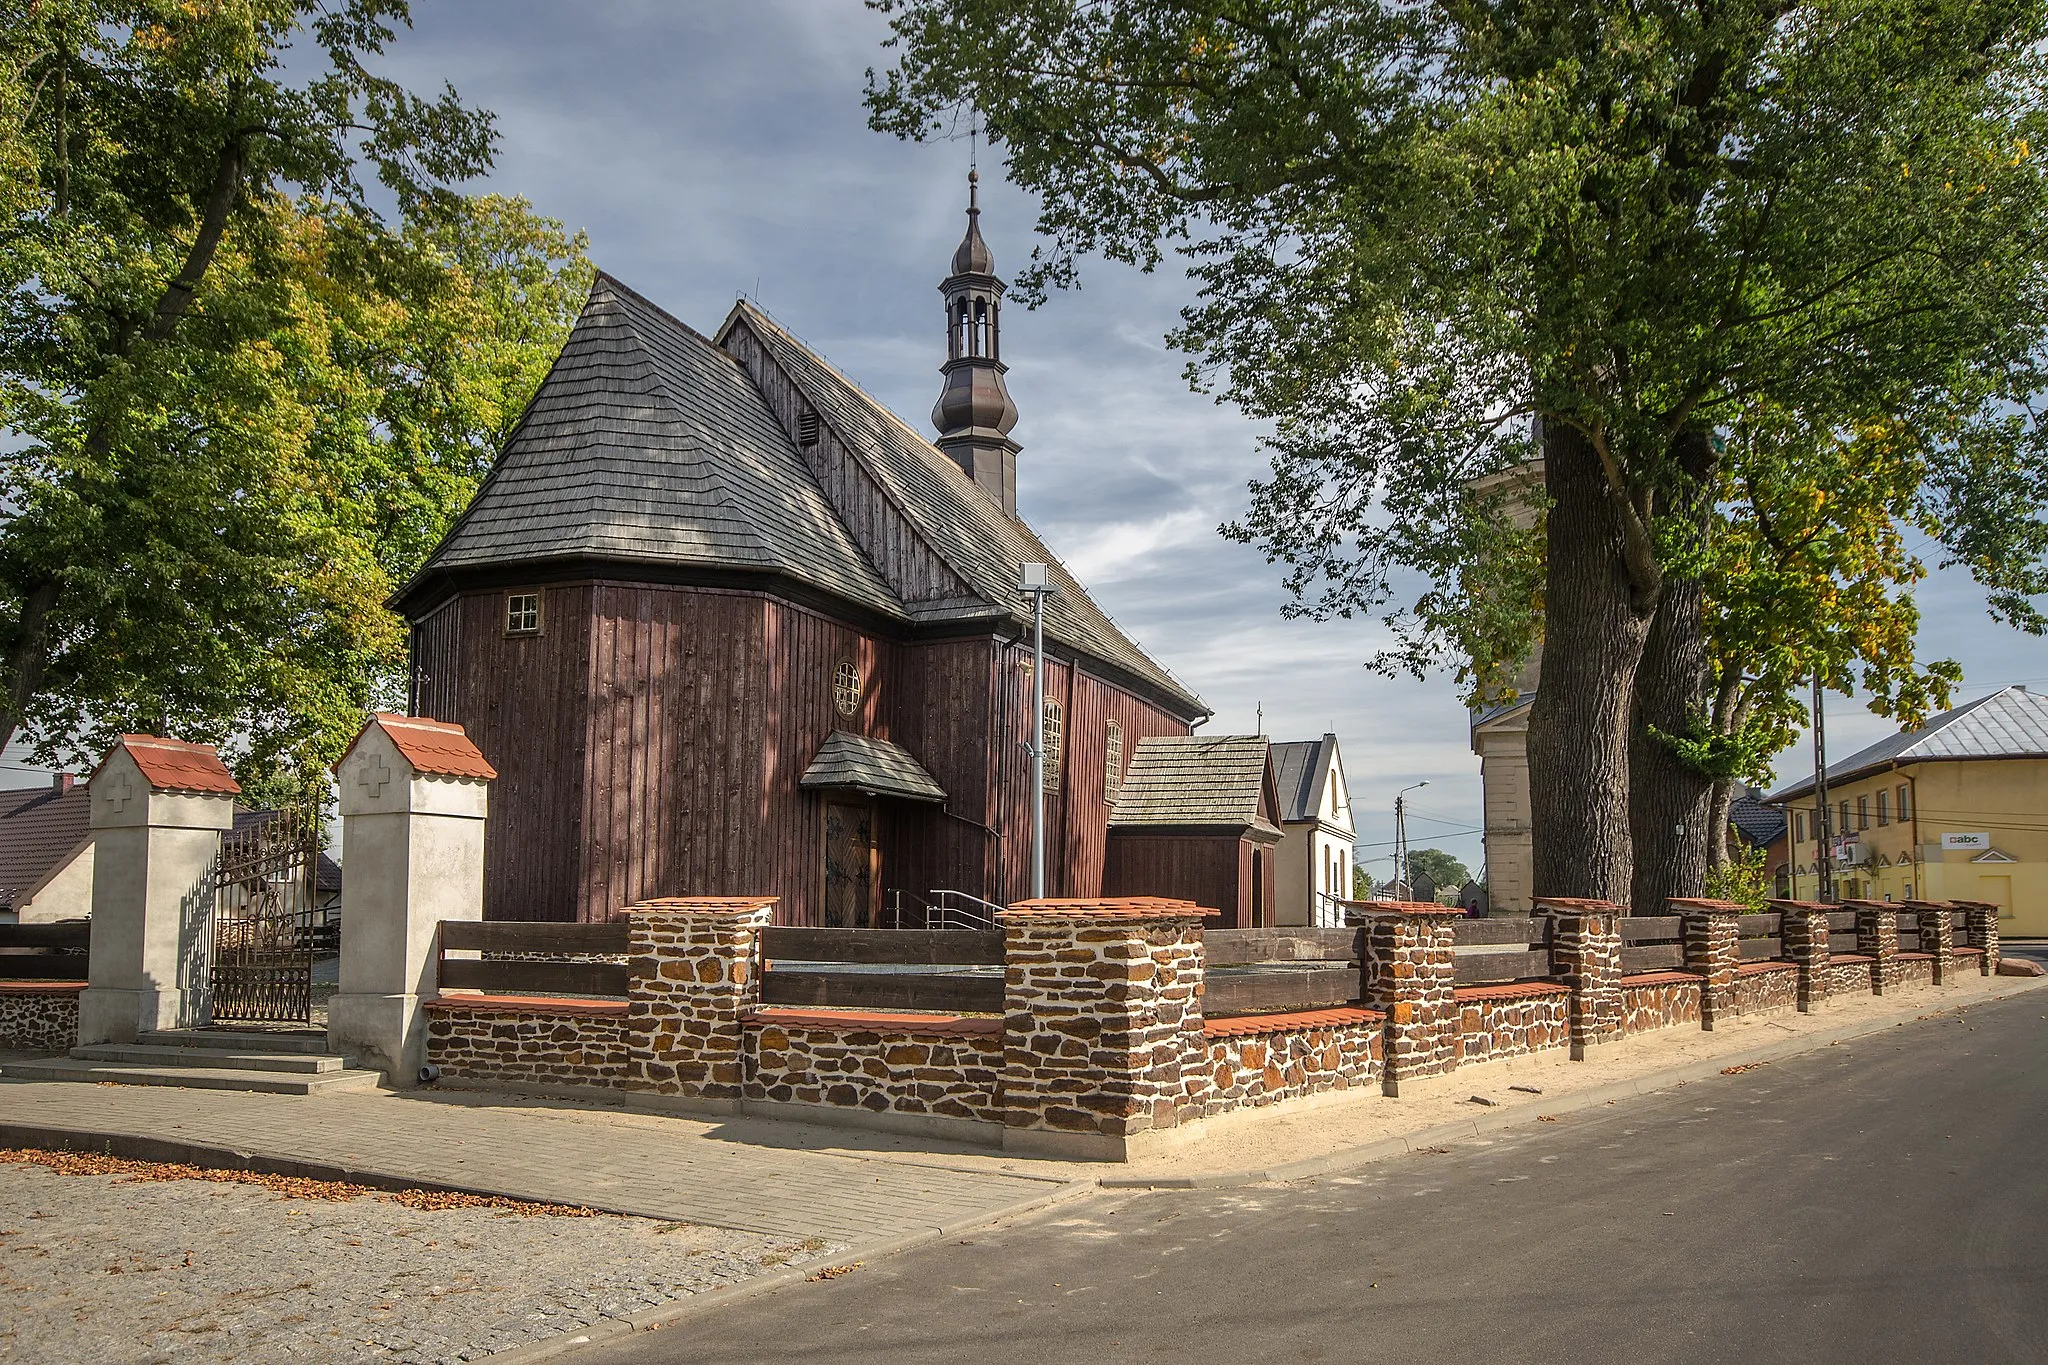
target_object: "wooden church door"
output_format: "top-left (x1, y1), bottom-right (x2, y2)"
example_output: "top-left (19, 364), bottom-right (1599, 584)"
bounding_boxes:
top-left (822, 800), bottom-right (876, 928)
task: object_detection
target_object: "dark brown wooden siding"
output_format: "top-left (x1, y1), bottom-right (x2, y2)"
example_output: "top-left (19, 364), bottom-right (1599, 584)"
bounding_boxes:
top-left (882, 637), bottom-right (999, 909)
top-left (1103, 831), bottom-right (1245, 924)
top-left (1062, 669), bottom-right (1195, 898)
top-left (410, 584), bottom-right (594, 922)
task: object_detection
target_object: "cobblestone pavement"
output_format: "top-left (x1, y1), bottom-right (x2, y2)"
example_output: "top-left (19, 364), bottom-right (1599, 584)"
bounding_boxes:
top-left (0, 1160), bottom-right (842, 1364)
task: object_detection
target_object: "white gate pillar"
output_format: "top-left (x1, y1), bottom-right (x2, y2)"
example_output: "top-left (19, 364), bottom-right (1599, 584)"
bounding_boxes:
top-left (327, 714), bottom-right (494, 1084)
top-left (77, 736), bottom-right (239, 1045)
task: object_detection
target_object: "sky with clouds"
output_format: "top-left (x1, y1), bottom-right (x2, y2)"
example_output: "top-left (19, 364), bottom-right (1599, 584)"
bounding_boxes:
top-left (20, 4), bottom-right (2030, 879)
top-left (370, 1), bottom-right (2044, 881)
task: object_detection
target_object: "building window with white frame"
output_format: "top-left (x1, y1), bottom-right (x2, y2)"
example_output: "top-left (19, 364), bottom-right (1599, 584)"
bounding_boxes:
top-left (505, 592), bottom-right (541, 636)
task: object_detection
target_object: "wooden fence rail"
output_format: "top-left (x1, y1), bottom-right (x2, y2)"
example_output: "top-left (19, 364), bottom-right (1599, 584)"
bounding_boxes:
top-left (0, 920), bottom-right (90, 981)
top-left (436, 920), bottom-right (629, 997)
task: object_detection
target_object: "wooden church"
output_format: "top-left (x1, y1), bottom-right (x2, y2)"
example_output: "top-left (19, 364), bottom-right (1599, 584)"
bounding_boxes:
top-left (396, 174), bottom-right (1235, 926)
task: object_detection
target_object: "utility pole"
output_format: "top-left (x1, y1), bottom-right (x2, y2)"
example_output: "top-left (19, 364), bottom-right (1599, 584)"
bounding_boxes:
top-left (1019, 563), bottom-right (1054, 900)
top-left (1394, 780), bottom-right (1428, 901)
top-left (1812, 672), bottom-right (1835, 903)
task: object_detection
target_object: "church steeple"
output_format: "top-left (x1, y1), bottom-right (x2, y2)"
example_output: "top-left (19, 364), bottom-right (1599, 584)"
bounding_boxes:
top-left (932, 169), bottom-right (1020, 513)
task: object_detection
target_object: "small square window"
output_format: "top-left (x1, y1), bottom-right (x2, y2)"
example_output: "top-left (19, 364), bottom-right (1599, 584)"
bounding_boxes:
top-left (506, 592), bottom-right (541, 635)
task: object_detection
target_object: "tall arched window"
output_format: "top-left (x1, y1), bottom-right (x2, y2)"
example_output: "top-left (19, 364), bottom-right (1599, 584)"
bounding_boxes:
top-left (1042, 699), bottom-right (1064, 789)
top-left (1103, 719), bottom-right (1124, 804)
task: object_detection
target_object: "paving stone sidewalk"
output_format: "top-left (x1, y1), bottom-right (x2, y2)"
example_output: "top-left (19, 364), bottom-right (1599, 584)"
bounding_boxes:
top-left (0, 1080), bottom-right (1074, 1245)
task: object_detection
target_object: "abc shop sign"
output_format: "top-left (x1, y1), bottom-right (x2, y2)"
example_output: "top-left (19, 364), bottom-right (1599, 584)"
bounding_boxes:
top-left (1941, 832), bottom-right (1992, 851)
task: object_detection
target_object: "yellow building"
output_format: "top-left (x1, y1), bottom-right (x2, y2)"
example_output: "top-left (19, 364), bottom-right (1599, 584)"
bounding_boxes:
top-left (1768, 685), bottom-right (2048, 936)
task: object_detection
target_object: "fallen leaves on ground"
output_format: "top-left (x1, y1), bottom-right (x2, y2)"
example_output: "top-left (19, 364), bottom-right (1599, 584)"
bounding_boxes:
top-left (1720, 1062), bottom-right (1767, 1075)
top-left (807, 1262), bottom-right (863, 1281)
top-left (0, 1148), bottom-right (596, 1216)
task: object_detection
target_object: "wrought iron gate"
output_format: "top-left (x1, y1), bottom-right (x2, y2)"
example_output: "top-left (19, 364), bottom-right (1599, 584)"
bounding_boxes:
top-left (205, 811), bottom-right (321, 1023)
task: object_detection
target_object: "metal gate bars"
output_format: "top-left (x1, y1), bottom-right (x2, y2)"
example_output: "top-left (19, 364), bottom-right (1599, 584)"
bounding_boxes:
top-left (205, 810), bottom-right (321, 1023)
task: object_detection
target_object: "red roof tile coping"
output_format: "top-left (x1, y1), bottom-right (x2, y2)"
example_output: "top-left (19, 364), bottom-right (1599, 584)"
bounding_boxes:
top-left (1619, 970), bottom-right (1701, 987)
top-left (999, 897), bottom-right (1214, 921)
top-left (0, 980), bottom-right (86, 994)
top-left (1838, 899), bottom-right (1895, 911)
top-left (1767, 899), bottom-right (1834, 912)
top-left (1454, 981), bottom-right (1570, 1001)
top-left (628, 896), bottom-right (779, 914)
top-left (1952, 899), bottom-right (2000, 910)
top-left (1895, 951), bottom-right (1934, 960)
top-left (349, 714), bottom-right (497, 780)
top-left (101, 735), bottom-right (240, 795)
top-left (1955, 946), bottom-right (1985, 955)
top-left (1340, 899), bottom-right (1469, 916)
top-left (741, 1007), bottom-right (1002, 1038)
top-left (1827, 953), bottom-right (1874, 964)
top-left (1666, 898), bottom-right (1749, 913)
top-left (424, 994), bottom-right (627, 1017)
top-left (1202, 1006), bottom-right (1382, 1039)
top-left (1532, 897), bottom-right (1622, 913)
top-left (1904, 900), bottom-right (1958, 910)
top-left (1735, 961), bottom-right (1795, 975)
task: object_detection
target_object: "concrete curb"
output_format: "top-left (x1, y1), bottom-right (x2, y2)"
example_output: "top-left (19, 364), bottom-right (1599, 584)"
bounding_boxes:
top-left (1100, 976), bottom-right (2048, 1190)
top-left (480, 1177), bottom-right (1096, 1364)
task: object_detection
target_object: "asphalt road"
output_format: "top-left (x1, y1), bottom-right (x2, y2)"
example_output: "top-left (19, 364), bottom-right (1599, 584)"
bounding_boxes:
top-left (581, 991), bottom-right (2048, 1365)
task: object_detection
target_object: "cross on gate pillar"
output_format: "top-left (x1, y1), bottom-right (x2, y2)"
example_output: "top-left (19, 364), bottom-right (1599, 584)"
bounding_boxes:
top-left (77, 736), bottom-right (240, 1045)
top-left (327, 714), bottom-right (495, 1084)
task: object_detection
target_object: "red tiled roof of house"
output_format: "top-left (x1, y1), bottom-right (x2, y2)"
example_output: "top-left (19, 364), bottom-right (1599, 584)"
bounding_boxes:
top-left (102, 736), bottom-right (240, 795)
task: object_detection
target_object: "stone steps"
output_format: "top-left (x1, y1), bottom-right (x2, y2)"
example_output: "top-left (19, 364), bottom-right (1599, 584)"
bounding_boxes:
top-left (68, 1044), bottom-right (351, 1074)
top-left (0, 1057), bottom-right (382, 1096)
top-left (138, 1029), bottom-right (337, 1056)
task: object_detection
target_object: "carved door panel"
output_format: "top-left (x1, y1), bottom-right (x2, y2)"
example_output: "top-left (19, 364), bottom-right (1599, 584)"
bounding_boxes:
top-left (823, 801), bottom-right (875, 929)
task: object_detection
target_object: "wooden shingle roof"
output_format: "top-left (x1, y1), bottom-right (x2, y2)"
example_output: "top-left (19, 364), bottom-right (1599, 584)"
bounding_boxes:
top-left (407, 277), bottom-right (900, 618)
top-left (798, 732), bottom-right (946, 803)
top-left (720, 301), bottom-right (1202, 715)
top-left (1110, 735), bottom-right (1278, 831)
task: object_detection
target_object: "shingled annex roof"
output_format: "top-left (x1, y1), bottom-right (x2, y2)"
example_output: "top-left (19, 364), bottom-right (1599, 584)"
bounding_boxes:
top-left (1110, 735), bottom-right (1279, 832)
top-left (1766, 686), bottom-right (2048, 803)
top-left (799, 732), bottom-right (946, 803)
top-left (400, 276), bottom-right (1201, 717)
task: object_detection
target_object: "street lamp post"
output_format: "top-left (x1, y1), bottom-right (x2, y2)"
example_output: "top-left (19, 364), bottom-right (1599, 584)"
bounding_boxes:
top-left (1019, 563), bottom-right (1054, 901)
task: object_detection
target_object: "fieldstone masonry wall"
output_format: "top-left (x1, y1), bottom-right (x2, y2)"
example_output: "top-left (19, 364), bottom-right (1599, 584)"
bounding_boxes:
top-left (1196, 1008), bottom-right (1383, 1114)
top-left (0, 984), bottom-right (82, 1053)
top-left (410, 887), bottom-right (1998, 1159)
top-left (745, 1009), bottom-right (1003, 1125)
top-left (1356, 903), bottom-right (1463, 1095)
top-left (1773, 903), bottom-right (1832, 1012)
top-left (1850, 903), bottom-right (1901, 995)
top-left (1539, 899), bottom-right (1624, 1058)
top-left (1906, 902), bottom-right (1956, 984)
top-left (422, 999), bottom-right (630, 1088)
top-left (1674, 900), bottom-right (1744, 1029)
top-left (1961, 902), bottom-right (2001, 975)
top-left (625, 898), bottom-right (773, 1104)
top-left (999, 900), bottom-right (1207, 1157)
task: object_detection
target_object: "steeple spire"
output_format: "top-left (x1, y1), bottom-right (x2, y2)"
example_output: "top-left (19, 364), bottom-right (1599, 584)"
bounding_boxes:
top-left (933, 167), bottom-right (1019, 513)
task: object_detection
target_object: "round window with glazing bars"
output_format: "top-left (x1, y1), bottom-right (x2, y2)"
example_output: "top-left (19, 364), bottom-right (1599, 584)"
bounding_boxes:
top-left (833, 660), bottom-right (862, 717)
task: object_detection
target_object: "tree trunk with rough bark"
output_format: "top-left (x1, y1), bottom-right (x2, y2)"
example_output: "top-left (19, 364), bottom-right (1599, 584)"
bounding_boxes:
top-left (1527, 423), bottom-right (1658, 903)
top-left (1628, 428), bottom-right (1719, 915)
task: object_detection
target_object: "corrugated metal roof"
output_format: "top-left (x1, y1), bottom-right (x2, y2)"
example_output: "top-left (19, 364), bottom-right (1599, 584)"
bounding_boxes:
top-left (1766, 686), bottom-right (2048, 802)
top-left (1110, 735), bottom-right (1273, 829)
top-left (416, 276), bottom-right (901, 618)
top-left (798, 732), bottom-right (947, 803)
top-left (719, 302), bottom-right (1205, 716)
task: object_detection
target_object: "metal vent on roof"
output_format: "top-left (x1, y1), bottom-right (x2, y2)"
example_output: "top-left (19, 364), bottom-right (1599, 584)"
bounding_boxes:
top-left (797, 410), bottom-right (821, 447)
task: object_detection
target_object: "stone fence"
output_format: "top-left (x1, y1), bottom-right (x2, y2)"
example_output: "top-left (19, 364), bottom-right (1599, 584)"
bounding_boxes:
top-left (418, 894), bottom-right (2003, 1160)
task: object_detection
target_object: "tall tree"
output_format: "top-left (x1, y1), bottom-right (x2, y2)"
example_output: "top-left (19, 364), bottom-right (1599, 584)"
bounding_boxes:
top-left (868, 0), bottom-right (2048, 901)
top-left (1, 4), bottom-right (588, 793)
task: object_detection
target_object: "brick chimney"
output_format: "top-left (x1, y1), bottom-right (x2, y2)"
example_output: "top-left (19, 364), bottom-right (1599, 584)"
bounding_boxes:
top-left (51, 772), bottom-right (74, 794)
